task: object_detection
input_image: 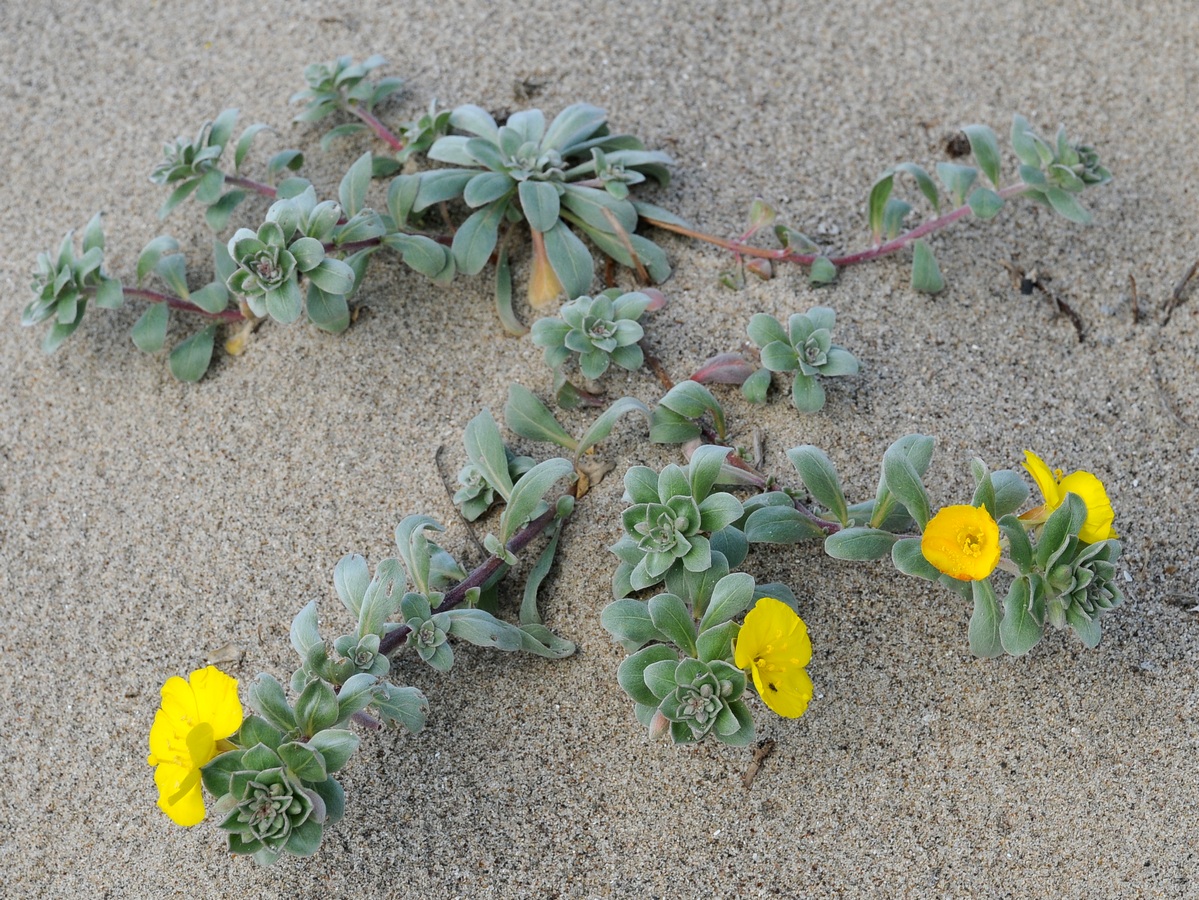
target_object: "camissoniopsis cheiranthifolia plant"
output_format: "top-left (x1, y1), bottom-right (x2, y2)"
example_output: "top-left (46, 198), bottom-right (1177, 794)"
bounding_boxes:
top-left (149, 407), bottom-right (581, 863)
top-left (23, 54), bottom-right (1111, 380)
top-left (17, 55), bottom-right (1127, 862)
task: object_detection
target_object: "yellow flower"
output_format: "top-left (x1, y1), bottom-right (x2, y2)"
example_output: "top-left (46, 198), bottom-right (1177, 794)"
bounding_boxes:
top-left (146, 666), bottom-right (243, 826)
top-left (1021, 450), bottom-right (1116, 543)
top-left (733, 597), bottom-right (813, 718)
top-left (921, 504), bottom-right (1001, 581)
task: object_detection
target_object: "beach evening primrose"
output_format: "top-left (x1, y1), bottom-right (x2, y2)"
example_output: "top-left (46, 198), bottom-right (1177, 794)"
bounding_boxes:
top-left (734, 597), bottom-right (813, 718)
top-left (921, 504), bottom-right (1001, 581)
top-left (1020, 450), bottom-right (1116, 543)
top-left (147, 666), bottom-right (243, 826)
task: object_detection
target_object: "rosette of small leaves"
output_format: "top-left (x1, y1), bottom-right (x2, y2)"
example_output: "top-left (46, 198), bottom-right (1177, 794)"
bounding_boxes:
top-left (201, 708), bottom-right (357, 865)
top-left (745, 308), bottom-right (859, 413)
top-left (454, 448), bottom-right (535, 521)
top-left (989, 493), bottom-right (1125, 657)
top-left (603, 572), bottom-right (759, 745)
top-left (531, 289), bottom-right (651, 379)
top-left (150, 108), bottom-right (304, 229)
top-left (226, 187), bottom-right (357, 329)
top-left (410, 102), bottom-right (673, 316)
top-left (291, 55), bottom-right (404, 149)
top-left (22, 214), bottom-right (122, 353)
top-left (610, 444), bottom-right (747, 598)
top-left (394, 99), bottom-right (452, 164)
top-left (1009, 115), bottom-right (1112, 224)
top-left (860, 114), bottom-right (1110, 292)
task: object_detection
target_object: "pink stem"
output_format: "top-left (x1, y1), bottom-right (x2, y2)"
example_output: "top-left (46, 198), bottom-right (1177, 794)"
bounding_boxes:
top-left (348, 105), bottom-right (406, 152)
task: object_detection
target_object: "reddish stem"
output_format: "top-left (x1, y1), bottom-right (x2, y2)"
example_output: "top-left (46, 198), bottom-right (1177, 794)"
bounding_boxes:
top-left (98, 285), bottom-right (245, 323)
top-left (348, 104), bottom-right (406, 152)
top-left (377, 503), bottom-right (567, 657)
top-left (643, 182), bottom-right (1032, 268)
top-left (223, 173), bottom-right (277, 199)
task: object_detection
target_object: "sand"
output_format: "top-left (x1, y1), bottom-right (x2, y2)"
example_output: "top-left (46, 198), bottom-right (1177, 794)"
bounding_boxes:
top-left (3, 1), bottom-right (1198, 897)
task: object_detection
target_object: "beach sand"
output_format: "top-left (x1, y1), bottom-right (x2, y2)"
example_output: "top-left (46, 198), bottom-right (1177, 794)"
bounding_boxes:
top-left (3, 1), bottom-right (1198, 896)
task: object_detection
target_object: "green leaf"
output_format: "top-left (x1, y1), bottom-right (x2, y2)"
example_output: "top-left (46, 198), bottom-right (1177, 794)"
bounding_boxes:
top-left (333, 554), bottom-right (371, 619)
top-left (131, 302), bottom-right (169, 352)
top-left (234, 122), bottom-right (270, 171)
top-left (308, 729), bottom-right (359, 774)
top-left (452, 201), bottom-right (506, 275)
top-left (94, 276), bottom-right (124, 310)
top-left (824, 527), bottom-right (899, 561)
top-left (504, 384), bottom-right (577, 450)
top-left (155, 253), bottom-right (190, 300)
top-left (1045, 187), bottom-right (1092, 224)
top-left (741, 367), bottom-right (771, 404)
top-left (464, 408), bottom-right (515, 501)
top-left (575, 397), bottom-right (651, 459)
top-left (265, 278), bottom-right (304, 324)
top-left (209, 107), bottom-right (239, 153)
top-left (189, 281), bottom-right (229, 314)
top-left (413, 169), bottom-right (474, 211)
top-left (371, 683), bottom-right (428, 733)
top-left (787, 446), bottom-right (849, 525)
top-left (602, 599), bottom-right (666, 652)
top-left (519, 180), bottom-right (561, 233)
top-left (277, 741), bottom-right (328, 783)
top-left (935, 162), bottom-right (978, 206)
top-left (248, 673), bottom-right (296, 733)
top-left (967, 187), bottom-right (1004, 220)
top-left (82, 212), bottom-right (105, 254)
top-left (484, 245), bottom-right (524, 336)
top-left (962, 124), bottom-right (1003, 188)
top-left (631, 200), bottom-right (693, 230)
top-left (305, 285), bottom-right (350, 334)
top-left (294, 678), bottom-right (339, 737)
top-left (891, 537), bottom-right (941, 581)
top-left (648, 593), bottom-right (697, 656)
top-left (204, 190), bottom-right (247, 232)
top-left (268, 149), bottom-right (305, 179)
top-left (790, 372), bottom-right (825, 413)
top-left (617, 644), bottom-right (677, 706)
top-left (999, 577), bottom-right (1042, 656)
top-left (894, 162), bottom-right (940, 214)
top-left (542, 220), bottom-right (594, 300)
top-left (137, 233), bottom-right (179, 282)
top-left (882, 443), bottom-right (931, 529)
top-left (744, 505), bottom-right (827, 544)
top-left (658, 381), bottom-right (726, 440)
top-left (500, 457), bottom-right (574, 542)
top-left (998, 514), bottom-right (1033, 573)
top-left (290, 600), bottom-right (322, 658)
top-left (868, 171), bottom-right (894, 242)
top-left (339, 152), bottom-right (373, 218)
top-left (158, 179), bottom-right (200, 219)
top-left (306, 257), bottom-right (356, 296)
top-left (561, 184), bottom-right (638, 235)
top-left (808, 256), bottom-right (837, 285)
top-left (697, 572), bottom-right (755, 632)
top-left (520, 519), bottom-right (563, 626)
top-left (1010, 115), bottom-right (1043, 168)
top-left (910, 239), bottom-right (945, 294)
top-left (648, 408), bottom-right (700, 445)
top-left (695, 620), bottom-right (739, 664)
top-left (881, 198), bottom-right (912, 239)
top-left (168, 325), bottom-right (217, 382)
top-left (969, 578), bottom-right (1003, 658)
top-left (320, 123), bottom-right (369, 152)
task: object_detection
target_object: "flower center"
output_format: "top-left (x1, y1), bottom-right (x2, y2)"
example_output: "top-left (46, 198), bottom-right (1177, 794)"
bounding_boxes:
top-left (958, 528), bottom-right (985, 557)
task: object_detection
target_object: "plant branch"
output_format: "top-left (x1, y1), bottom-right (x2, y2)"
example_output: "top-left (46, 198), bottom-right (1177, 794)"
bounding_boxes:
top-left (94, 285), bottom-right (246, 323)
top-left (347, 104), bottom-right (406, 152)
top-left (642, 182), bottom-right (1033, 269)
top-left (223, 173), bottom-right (278, 199)
top-left (378, 502), bottom-right (570, 657)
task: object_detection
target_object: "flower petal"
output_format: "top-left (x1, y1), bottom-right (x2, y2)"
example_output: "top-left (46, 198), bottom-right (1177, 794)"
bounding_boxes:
top-left (1023, 450), bottom-right (1061, 508)
top-left (154, 762), bottom-right (206, 827)
top-left (187, 666), bottom-right (243, 740)
top-left (1058, 472), bottom-right (1117, 542)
